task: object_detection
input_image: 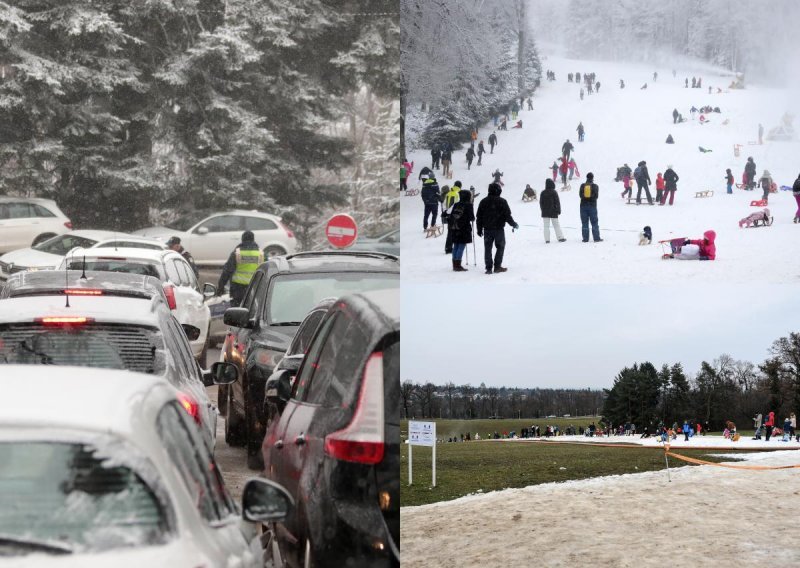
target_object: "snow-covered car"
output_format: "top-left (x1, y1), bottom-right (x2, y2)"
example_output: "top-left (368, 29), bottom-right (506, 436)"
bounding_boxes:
top-left (0, 271), bottom-right (221, 449)
top-left (0, 197), bottom-right (72, 254)
top-left (0, 230), bottom-right (165, 281)
top-left (133, 209), bottom-right (297, 265)
top-left (0, 365), bottom-right (293, 566)
top-left (58, 248), bottom-right (215, 365)
top-left (348, 228), bottom-right (400, 257)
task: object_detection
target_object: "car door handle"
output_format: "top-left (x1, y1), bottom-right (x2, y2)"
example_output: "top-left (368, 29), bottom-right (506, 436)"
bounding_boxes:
top-left (294, 434), bottom-right (306, 446)
top-left (274, 439), bottom-right (284, 449)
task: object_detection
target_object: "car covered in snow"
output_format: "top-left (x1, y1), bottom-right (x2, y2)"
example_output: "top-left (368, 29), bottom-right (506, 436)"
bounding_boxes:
top-left (133, 210), bottom-right (298, 265)
top-left (57, 247), bottom-right (215, 365)
top-left (0, 197), bottom-right (73, 255)
top-left (0, 366), bottom-right (293, 566)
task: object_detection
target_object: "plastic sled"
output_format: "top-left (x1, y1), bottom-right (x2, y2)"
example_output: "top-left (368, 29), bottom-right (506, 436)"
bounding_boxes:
top-left (560, 184), bottom-right (571, 192)
top-left (694, 190), bottom-right (713, 198)
top-left (750, 199), bottom-right (767, 207)
top-left (405, 189), bottom-right (419, 197)
top-left (780, 185), bottom-right (793, 191)
top-left (522, 192), bottom-right (537, 202)
top-left (626, 198), bottom-right (654, 205)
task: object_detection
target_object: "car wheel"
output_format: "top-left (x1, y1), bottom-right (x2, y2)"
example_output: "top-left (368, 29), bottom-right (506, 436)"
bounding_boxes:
top-left (224, 388), bottom-right (245, 447)
top-left (264, 245), bottom-right (286, 258)
top-left (31, 233), bottom-right (56, 246)
top-left (197, 327), bottom-right (210, 369)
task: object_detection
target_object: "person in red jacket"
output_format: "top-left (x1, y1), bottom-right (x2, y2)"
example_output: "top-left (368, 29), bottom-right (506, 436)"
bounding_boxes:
top-left (667, 230), bottom-right (717, 260)
top-left (765, 411), bottom-right (776, 441)
top-left (655, 172), bottom-right (665, 204)
top-left (558, 157), bottom-right (569, 186)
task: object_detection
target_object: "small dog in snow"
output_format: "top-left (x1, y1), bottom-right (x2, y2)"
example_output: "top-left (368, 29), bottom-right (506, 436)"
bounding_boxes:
top-left (638, 226), bottom-right (652, 245)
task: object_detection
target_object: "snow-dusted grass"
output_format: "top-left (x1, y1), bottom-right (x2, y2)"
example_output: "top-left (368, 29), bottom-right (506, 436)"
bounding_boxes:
top-left (402, 55), bottom-right (800, 283)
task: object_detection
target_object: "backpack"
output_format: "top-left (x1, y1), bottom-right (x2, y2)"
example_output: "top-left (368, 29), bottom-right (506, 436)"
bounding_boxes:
top-left (633, 166), bottom-right (642, 180)
top-left (582, 184), bottom-right (592, 199)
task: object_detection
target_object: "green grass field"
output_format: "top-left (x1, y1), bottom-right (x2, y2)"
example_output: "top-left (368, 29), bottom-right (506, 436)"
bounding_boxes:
top-left (400, 440), bottom-right (744, 507)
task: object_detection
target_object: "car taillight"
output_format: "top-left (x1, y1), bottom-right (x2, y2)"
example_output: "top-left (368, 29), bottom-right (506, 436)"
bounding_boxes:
top-left (64, 221), bottom-right (73, 229)
top-left (163, 284), bottom-right (177, 310)
top-left (63, 289), bottom-right (102, 296)
top-left (35, 316), bottom-right (95, 326)
top-left (279, 221), bottom-right (295, 239)
top-left (178, 392), bottom-right (202, 425)
top-left (324, 352), bottom-right (385, 465)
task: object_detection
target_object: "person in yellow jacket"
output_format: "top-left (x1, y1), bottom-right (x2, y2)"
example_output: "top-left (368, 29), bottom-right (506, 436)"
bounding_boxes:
top-left (217, 230), bottom-right (264, 307)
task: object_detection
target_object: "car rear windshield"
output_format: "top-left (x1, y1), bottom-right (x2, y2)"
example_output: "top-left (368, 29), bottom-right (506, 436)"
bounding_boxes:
top-left (94, 241), bottom-right (164, 251)
top-left (0, 441), bottom-right (169, 554)
top-left (266, 273), bottom-right (397, 325)
top-left (0, 323), bottom-right (166, 374)
top-left (64, 260), bottom-right (163, 279)
top-left (34, 235), bottom-right (97, 256)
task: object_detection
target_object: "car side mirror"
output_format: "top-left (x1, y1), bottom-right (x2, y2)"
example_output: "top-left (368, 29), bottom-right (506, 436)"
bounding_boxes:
top-left (181, 324), bottom-right (201, 341)
top-left (223, 307), bottom-right (252, 328)
top-left (202, 282), bottom-right (217, 299)
top-left (196, 226), bottom-right (209, 235)
top-left (265, 369), bottom-right (293, 405)
top-left (206, 361), bottom-right (238, 386)
top-left (241, 478), bottom-right (293, 523)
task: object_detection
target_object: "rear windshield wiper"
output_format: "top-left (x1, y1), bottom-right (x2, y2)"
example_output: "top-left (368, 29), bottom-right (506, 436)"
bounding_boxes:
top-left (0, 535), bottom-right (74, 554)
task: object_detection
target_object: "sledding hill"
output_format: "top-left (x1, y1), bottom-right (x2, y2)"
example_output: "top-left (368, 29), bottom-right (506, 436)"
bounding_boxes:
top-left (402, 53), bottom-right (800, 284)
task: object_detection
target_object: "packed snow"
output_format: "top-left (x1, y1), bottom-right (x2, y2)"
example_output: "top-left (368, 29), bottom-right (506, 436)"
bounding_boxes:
top-left (401, 447), bottom-right (800, 567)
top-left (402, 54), bottom-right (800, 283)
top-left (499, 433), bottom-right (800, 450)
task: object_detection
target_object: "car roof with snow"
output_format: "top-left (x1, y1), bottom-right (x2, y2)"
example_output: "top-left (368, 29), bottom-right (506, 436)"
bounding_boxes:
top-left (91, 235), bottom-right (168, 249)
top-left (269, 251), bottom-right (400, 274)
top-left (1, 270), bottom-right (167, 301)
top-left (0, 293), bottom-right (166, 326)
top-left (0, 365), bottom-right (171, 438)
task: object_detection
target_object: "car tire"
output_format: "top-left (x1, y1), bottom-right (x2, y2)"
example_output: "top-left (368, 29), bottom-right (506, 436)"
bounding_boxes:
top-left (31, 233), bottom-right (56, 246)
top-left (197, 325), bottom-right (210, 369)
top-left (224, 388), bottom-right (245, 447)
top-left (264, 245), bottom-right (286, 258)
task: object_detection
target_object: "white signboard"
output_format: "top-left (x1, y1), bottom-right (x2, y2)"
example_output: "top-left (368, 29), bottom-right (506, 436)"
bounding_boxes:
top-left (408, 421), bottom-right (436, 447)
top-left (407, 421), bottom-right (436, 486)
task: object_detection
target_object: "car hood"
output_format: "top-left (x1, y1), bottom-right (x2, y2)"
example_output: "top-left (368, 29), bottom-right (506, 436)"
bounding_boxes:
top-left (131, 226), bottom-right (182, 240)
top-left (0, 248), bottom-right (64, 268)
top-left (0, 540), bottom-right (209, 568)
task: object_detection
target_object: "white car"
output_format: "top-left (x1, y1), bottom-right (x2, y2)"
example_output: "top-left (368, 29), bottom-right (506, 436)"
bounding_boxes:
top-left (0, 231), bottom-right (165, 281)
top-left (0, 366), bottom-right (291, 567)
top-left (134, 209), bottom-right (297, 265)
top-left (58, 248), bottom-right (214, 363)
top-left (0, 197), bottom-right (72, 254)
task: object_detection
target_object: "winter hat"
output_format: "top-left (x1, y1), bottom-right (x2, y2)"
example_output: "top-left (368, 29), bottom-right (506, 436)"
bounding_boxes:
top-left (763, 170), bottom-right (770, 177)
top-left (586, 172), bottom-right (594, 181)
top-left (454, 181), bottom-right (462, 188)
top-left (545, 178), bottom-right (555, 190)
top-left (242, 230), bottom-right (255, 243)
top-left (167, 236), bottom-right (182, 246)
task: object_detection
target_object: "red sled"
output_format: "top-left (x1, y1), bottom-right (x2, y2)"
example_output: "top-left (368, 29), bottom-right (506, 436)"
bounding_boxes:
top-left (750, 199), bottom-right (767, 207)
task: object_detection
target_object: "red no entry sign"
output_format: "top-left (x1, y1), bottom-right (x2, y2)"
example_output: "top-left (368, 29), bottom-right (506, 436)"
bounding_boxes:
top-left (326, 214), bottom-right (358, 248)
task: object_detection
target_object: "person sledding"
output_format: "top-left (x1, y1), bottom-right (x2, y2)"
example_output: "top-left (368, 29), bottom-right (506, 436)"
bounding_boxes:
top-left (662, 230), bottom-right (716, 260)
top-left (739, 208), bottom-right (771, 228)
top-left (512, 119), bottom-right (523, 129)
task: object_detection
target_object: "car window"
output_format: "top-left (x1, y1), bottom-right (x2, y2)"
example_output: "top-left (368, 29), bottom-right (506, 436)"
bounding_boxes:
top-left (248, 273), bottom-right (268, 320)
top-left (265, 273), bottom-right (397, 325)
top-left (161, 316), bottom-right (196, 384)
top-left (34, 235), bottom-right (97, 255)
top-left (7, 202), bottom-right (33, 219)
top-left (286, 309), bottom-right (326, 356)
top-left (240, 271), bottom-right (262, 313)
top-left (0, 440), bottom-right (170, 553)
top-left (32, 204), bottom-right (56, 218)
top-left (304, 310), bottom-right (369, 408)
top-left (292, 312), bottom-right (338, 401)
top-left (244, 216), bottom-right (277, 231)
top-left (195, 215), bottom-right (242, 233)
top-left (64, 259), bottom-right (163, 279)
top-left (156, 403), bottom-right (223, 522)
top-left (175, 258), bottom-right (196, 288)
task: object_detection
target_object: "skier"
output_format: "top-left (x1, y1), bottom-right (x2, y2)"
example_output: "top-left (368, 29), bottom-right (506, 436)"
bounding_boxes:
top-left (579, 173), bottom-right (602, 243)
top-left (576, 72), bottom-right (581, 83)
top-left (476, 183), bottom-right (518, 274)
top-left (662, 166), bottom-right (679, 205)
top-left (619, 79), bottom-right (625, 89)
top-left (744, 157), bottom-right (757, 189)
top-left (449, 186), bottom-right (475, 272)
top-left (441, 146), bottom-right (453, 179)
top-left (420, 174), bottom-right (441, 231)
top-left (725, 168), bottom-right (735, 194)
top-left (477, 140), bottom-right (486, 165)
top-left (634, 160), bottom-right (653, 205)
top-left (431, 145), bottom-right (441, 170)
top-left (697, 77), bottom-right (702, 88)
top-left (579, 88), bottom-right (584, 100)
top-left (568, 73), bottom-right (573, 82)
top-left (758, 169), bottom-right (773, 203)
top-left (567, 158), bottom-right (580, 180)
top-left (488, 131), bottom-right (498, 154)
top-left (443, 181), bottom-right (462, 254)
top-left (672, 108), bottom-right (679, 124)
top-left (587, 82), bottom-right (593, 94)
top-left (539, 178), bottom-right (566, 243)
top-left (465, 146), bottom-right (475, 170)
top-left (665, 231), bottom-right (716, 260)
top-left (561, 139), bottom-right (574, 161)
top-left (550, 161), bottom-right (558, 182)
top-left (654, 172), bottom-right (665, 204)
top-left (793, 173), bottom-right (800, 223)
top-left (576, 122), bottom-right (585, 142)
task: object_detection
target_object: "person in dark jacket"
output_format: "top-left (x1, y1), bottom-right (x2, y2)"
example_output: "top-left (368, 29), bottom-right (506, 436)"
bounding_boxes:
top-left (792, 173), bottom-right (800, 223)
top-left (217, 231), bottom-right (263, 307)
top-left (662, 166), bottom-right (679, 205)
top-left (418, 165), bottom-right (433, 181)
top-left (167, 236), bottom-right (198, 276)
top-left (431, 146), bottom-right (441, 170)
top-left (476, 183), bottom-right (518, 274)
top-left (634, 160), bottom-right (653, 205)
top-left (488, 131), bottom-right (498, 154)
top-left (579, 173), bottom-right (602, 242)
top-left (465, 146), bottom-right (475, 170)
top-left (744, 157), bottom-right (757, 189)
top-left (672, 108), bottom-right (679, 124)
top-left (477, 140), bottom-right (486, 165)
top-left (420, 174), bottom-right (440, 230)
top-left (562, 139), bottom-right (574, 160)
top-left (441, 147), bottom-right (453, 178)
top-left (449, 188), bottom-right (475, 272)
top-left (539, 179), bottom-right (565, 243)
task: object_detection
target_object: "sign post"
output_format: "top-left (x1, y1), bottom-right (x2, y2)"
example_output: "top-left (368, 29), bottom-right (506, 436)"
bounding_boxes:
top-left (408, 420), bottom-right (436, 487)
top-left (325, 214), bottom-right (358, 249)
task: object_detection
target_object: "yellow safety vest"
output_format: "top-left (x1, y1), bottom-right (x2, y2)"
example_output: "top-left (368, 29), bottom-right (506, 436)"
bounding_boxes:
top-left (232, 248), bottom-right (263, 285)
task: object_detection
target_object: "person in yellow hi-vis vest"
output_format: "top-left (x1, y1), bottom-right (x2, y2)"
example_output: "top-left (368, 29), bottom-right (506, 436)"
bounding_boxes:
top-left (217, 230), bottom-right (263, 307)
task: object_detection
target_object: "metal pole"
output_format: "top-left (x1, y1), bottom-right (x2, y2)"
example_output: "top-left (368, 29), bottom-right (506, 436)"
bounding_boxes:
top-left (664, 448), bottom-right (671, 482)
top-left (432, 442), bottom-right (436, 487)
top-left (408, 444), bottom-right (413, 486)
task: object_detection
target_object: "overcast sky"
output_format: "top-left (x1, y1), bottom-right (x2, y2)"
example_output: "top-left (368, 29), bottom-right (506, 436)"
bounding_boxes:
top-left (402, 284), bottom-right (799, 389)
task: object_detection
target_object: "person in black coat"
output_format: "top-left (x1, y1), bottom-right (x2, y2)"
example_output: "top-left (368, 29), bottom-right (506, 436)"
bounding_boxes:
top-left (744, 157), bottom-right (757, 189)
top-left (562, 139), bottom-right (574, 160)
top-left (477, 141), bottom-right (485, 165)
top-left (672, 108), bottom-right (679, 124)
top-left (465, 146), bottom-right (475, 170)
top-left (662, 166), bottom-right (679, 205)
top-left (476, 183), bottom-right (518, 274)
top-left (418, 166), bottom-right (433, 181)
top-left (488, 132), bottom-right (498, 154)
top-left (579, 173), bottom-right (602, 242)
top-left (431, 146), bottom-right (441, 169)
top-left (634, 160), bottom-right (653, 204)
top-left (449, 188), bottom-right (475, 272)
top-left (539, 179), bottom-right (565, 243)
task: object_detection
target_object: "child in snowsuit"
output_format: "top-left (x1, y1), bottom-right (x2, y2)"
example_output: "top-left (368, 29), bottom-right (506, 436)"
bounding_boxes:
top-left (668, 230), bottom-right (717, 260)
top-left (725, 169), bottom-right (734, 194)
top-left (551, 161), bottom-right (558, 182)
top-left (739, 208), bottom-right (770, 228)
top-left (558, 157), bottom-right (568, 186)
top-left (655, 173), bottom-right (665, 204)
top-left (758, 170), bottom-right (773, 203)
top-left (567, 158), bottom-right (579, 180)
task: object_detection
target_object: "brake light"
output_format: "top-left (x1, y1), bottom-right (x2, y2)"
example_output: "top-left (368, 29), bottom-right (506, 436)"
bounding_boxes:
top-left (63, 289), bottom-right (102, 296)
top-left (35, 316), bottom-right (95, 326)
top-left (163, 284), bottom-right (177, 310)
top-left (279, 221), bottom-right (295, 239)
top-left (177, 392), bottom-right (202, 425)
top-left (64, 221), bottom-right (73, 229)
top-left (324, 352), bottom-right (385, 465)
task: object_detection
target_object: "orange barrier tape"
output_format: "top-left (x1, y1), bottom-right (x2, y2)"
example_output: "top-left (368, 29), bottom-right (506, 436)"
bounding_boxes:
top-left (665, 451), bottom-right (800, 470)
